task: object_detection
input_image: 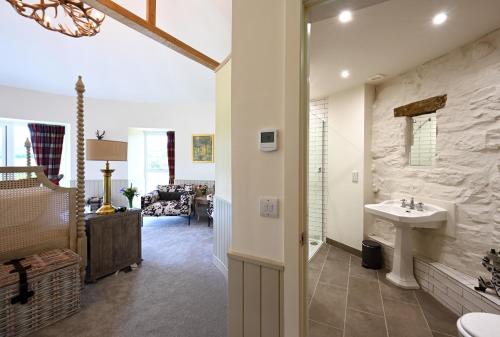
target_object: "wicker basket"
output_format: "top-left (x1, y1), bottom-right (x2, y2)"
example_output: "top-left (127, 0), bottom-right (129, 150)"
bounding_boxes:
top-left (0, 249), bottom-right (80, 337)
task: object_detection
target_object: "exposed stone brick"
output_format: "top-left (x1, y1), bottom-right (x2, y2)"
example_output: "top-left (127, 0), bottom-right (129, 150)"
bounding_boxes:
top-left (369, 28), bottom-right (500, 277)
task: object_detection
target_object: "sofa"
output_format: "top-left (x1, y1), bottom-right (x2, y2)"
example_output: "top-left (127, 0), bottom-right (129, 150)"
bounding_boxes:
top-left (207, 194), bottom-right (214, 227)
top-left (141, 185), bottom-right (194, 224)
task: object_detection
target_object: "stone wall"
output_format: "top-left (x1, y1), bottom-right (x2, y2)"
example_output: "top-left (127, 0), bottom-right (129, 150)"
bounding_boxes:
top-left (370, 28), bottom-right (500, 277)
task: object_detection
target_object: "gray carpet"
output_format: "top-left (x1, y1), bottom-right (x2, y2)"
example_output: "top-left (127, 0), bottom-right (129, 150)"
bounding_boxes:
top-left (33, 216), bottom-right (228, 337)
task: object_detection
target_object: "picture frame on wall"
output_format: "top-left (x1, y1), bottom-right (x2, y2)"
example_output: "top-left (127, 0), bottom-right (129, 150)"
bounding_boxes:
top-left (192, 134), bottom-right (214, 163)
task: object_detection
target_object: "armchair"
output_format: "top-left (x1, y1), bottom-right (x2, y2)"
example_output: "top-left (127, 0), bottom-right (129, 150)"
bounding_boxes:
top-left (141, 185), bottom-right (193, 224)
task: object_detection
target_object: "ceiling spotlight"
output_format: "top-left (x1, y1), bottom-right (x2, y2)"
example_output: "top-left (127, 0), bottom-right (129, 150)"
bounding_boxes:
top-left (432, 12), bottom-right (447, 25)
top-left (368, 74), bottom-right (386, 82)
top-left (339, 10), bottom-right (352, 23)
top-left (341, 70), bottom-right (350, 78)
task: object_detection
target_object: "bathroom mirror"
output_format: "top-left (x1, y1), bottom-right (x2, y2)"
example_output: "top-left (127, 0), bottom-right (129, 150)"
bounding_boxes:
top-left (409, 112), bottom-right (437, 166)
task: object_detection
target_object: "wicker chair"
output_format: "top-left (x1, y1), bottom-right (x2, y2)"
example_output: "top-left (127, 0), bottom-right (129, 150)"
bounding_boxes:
top-left (141, 185), bottom-right (193, 224)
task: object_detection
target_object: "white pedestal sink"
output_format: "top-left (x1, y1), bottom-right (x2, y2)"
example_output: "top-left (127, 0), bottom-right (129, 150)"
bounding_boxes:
top-left (364, 200), bottom-right (447, 289)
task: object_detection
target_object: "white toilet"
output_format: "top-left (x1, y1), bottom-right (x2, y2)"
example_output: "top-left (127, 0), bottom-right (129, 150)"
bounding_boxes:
top-left (457, 312), bottom-right (500, 337)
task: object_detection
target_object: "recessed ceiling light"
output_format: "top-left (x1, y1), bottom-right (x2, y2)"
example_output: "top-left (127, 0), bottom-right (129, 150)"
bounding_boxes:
top-left (368, 74), bottom-right (386, 82)
top-left (339, 10), bottom-right (352, 23)
top-left (341, 70), bottom-right (350, 78)
top-left (432, 12), bottom-right (447, 25)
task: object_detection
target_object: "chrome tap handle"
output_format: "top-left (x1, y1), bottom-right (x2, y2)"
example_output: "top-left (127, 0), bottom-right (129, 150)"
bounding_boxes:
top-left (416, 202), bottom-right (424, 211)
top-left (400, 199), bottom-right (407, 208)
top-left (409, 197), bottom-right (415, 209)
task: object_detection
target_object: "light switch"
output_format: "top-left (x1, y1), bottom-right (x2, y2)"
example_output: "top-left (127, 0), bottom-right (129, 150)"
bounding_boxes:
top-left (352, 170), bottom-right (359, 183)
top-left (260, 197), bottom-right (279, 218)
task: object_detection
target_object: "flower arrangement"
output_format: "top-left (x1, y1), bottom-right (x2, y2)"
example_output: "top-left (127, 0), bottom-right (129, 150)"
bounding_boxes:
top-left (121, 183), bottom-right (139, 208)
top-left (195, 184), bottom-right (208, 197)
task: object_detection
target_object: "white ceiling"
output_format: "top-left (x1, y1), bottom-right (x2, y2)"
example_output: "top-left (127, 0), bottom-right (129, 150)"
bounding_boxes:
top-left (0, 0), bottom-right (231, 103)
top-left (310, 0), bottom-right (500, 99)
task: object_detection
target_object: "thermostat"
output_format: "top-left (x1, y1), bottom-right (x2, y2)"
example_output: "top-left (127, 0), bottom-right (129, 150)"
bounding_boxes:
top-left (259, 129), bottom-right (278, 151)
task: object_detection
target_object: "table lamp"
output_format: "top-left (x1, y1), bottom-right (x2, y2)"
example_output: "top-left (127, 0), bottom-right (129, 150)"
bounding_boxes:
top-left (86, 139), bottom-right (128, 214)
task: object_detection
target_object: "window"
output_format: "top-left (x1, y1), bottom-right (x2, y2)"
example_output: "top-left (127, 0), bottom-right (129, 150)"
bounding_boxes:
top-left (0, 124), bottom-right (5, 166)
top-left (144, 131), bottom-right (169, 191)
top-left (409, 113), bottom-right (437, 166)
top-left (0, 119), bottom-right (71, 185)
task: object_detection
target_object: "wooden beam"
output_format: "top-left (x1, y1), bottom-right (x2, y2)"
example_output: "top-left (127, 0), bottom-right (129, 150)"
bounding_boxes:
top-left (83, 0), bottom-right (220, 70)
top-left (146, 0), bottom-right (156, 26)
top-left (214, 54), bottom-right (231, 72)
top-left (394, 95), bottom-right (447, 117)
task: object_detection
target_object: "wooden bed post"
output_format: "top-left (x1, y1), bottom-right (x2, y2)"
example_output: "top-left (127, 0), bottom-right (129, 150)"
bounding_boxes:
top-left (25, 138), bottom-right (32, 166)
top-left (75, 76), bottom-right (87, 284)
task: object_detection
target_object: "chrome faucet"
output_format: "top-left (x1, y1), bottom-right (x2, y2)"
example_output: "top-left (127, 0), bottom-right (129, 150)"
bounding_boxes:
top-left (409, 197), bottom-right (415, 210)
top-left (400, 198), bottom-right (407, 208)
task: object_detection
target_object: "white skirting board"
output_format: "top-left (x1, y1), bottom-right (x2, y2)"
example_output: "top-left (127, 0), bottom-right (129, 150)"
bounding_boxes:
top-left (369, 235), bottom-right (500, 316)
top-left (213, 196), bottom-right (231, 274)
top-left (213, 255), bottom-right (228, 280)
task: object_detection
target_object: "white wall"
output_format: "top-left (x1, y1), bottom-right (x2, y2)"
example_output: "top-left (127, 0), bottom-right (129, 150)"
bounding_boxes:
top-left (232, 0), bottom-right (285, 262)
top-left (215, 59), bottom-right (232, 201)
top-left (231, 0), bottom-right (304, 335)
top-left (0, 85), bottom-right (215, 186)
top-left (213, 59), bottom-right (232, 276)
top-left (327, 85), bottom-right (374, 250)
top-left (370, 28), bottom-right (500, 277)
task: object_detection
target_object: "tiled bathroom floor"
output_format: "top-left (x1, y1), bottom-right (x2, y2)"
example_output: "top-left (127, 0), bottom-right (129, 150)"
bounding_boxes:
top-left (308, 244), bottom-right (459, 337)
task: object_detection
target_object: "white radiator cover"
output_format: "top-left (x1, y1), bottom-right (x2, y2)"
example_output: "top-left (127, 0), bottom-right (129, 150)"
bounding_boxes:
top-left (213, 196), bottom-right (231, 277)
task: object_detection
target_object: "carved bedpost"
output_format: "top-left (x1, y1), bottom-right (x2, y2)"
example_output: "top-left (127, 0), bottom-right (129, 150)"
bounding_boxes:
top-left (25, 138), bottom-right (32, 166)
top-left (75, 76), bottom-right (87, 284)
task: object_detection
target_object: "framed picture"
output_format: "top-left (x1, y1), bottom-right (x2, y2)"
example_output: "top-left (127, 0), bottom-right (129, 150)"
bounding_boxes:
top-left (192, 134), bottom-right (214, 163)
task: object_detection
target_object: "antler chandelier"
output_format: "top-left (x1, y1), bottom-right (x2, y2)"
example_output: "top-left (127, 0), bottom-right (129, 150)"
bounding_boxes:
top-left (6, 0), bottom-right (105, 38)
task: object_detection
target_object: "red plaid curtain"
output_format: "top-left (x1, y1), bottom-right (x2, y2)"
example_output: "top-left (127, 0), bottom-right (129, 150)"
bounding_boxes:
top-left (28, 123), bottom-right (65, 184)
top-left (167, 131), bottom-right (175, 184)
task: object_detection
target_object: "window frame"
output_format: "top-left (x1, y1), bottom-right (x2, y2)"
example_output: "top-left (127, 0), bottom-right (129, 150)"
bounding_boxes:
top-left (408, 112), bottom-right (437, 167)
top-left (143, 130), bottom-right (170, 191)
top-left (0, 118), bottom-right (71, 185)
top-left (0, 123), bottom-right (6, 166)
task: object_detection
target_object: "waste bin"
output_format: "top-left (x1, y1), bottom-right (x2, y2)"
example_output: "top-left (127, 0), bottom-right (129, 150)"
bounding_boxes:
top-left (362, 240), bottom-right (382, 269)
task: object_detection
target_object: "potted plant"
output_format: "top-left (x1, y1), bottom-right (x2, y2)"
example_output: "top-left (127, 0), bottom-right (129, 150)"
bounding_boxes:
top-left (195, 184), bottom-right (208, 197)
top-left (121, 183), bottom-right (139, 209)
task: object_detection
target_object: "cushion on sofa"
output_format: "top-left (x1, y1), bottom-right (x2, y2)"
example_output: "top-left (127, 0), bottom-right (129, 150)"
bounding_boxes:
top-left (158, 191), bottom-right (182, 201)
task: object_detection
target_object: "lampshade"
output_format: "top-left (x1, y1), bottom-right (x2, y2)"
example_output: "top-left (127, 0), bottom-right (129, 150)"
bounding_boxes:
top-left (86, 139), bottom-right (128, 161)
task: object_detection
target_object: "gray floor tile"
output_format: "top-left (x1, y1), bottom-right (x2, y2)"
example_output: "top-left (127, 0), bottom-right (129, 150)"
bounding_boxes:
top-left (344, 309), bottom-right (387, 337)
top-left (431, 331), bottom-right (456, 337)
top-left (310, 245), bottom-right (329, 270)
top-left (378, 271), bottom-right (418, 305)
top-left (384, 298), bottom-right (433, 337)
top-left (415, 291), bottom-right (459, 337)
top-left (309, 283), bottom-right (347, 329)
top-left (308, 244), bottom-right (458, 337)
top-left (308, 265), bottom-right (322, 304)
top-left (349, 255), bottom-right (378, 280)
top-left (347, 275), bottom-right (384, 316)
top-left (309, 320), bottom-right (343, 337)
top-left (327, 246), bottom-right (351, 263)
top-left (319, 258), bottom-right (349, 288)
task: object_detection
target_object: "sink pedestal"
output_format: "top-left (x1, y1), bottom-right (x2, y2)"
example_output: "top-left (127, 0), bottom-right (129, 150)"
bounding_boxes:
top-left (386, 224), bottom-right (420, 289)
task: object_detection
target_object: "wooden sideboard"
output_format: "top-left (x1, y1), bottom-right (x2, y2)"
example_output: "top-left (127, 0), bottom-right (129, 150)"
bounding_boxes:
top-left (85, 209), bottom-right (142, 283)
